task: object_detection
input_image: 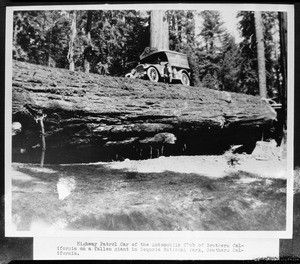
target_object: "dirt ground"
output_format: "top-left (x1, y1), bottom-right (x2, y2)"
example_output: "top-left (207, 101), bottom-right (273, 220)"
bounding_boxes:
top-left (9, 154), bottom-right (288, 232)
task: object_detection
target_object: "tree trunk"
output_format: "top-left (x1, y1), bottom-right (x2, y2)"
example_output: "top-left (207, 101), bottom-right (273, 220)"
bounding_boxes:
top-left (254, 11), bottom-right (267, 98)
top-left (84, 11), bottom-right (92, 73)
top-left (67, 11), bottom-right (77, 71)
top-left (150, 10), bottom-right (169, 50)
top-left (278, 12), bottom-right (287, 111)
top-left (278, 11), bottom-right (288, 148)
top-left (11, 60), bottom-right (277, 163)
top-left (35, 114), bottom-right (47, 167)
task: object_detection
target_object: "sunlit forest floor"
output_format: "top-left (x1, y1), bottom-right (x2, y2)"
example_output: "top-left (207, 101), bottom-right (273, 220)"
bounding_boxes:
top-left (9, 154), bottom-right (288, 232)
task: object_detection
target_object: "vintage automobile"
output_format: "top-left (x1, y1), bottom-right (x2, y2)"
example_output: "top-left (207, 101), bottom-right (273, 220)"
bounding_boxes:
top-left (125, 48), bottom-right (191, 86)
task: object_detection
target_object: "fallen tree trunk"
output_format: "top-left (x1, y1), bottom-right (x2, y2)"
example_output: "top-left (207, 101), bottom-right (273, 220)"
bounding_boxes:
top-left (11, 60), bottom-right (277, 163)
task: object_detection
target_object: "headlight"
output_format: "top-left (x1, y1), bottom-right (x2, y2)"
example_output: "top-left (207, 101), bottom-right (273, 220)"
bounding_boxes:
top-left (136, 65), bottom-right (145, 73)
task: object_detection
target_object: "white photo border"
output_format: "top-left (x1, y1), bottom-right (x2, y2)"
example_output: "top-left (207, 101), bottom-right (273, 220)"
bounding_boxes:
top-left (5, 3), bottom-right (295, 240)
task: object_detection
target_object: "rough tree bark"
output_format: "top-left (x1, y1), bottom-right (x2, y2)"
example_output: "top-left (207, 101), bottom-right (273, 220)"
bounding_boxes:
top-left (150, 10), bottom-right (169, 50)
top-left (254, 11), bottom-right (267, 98)
top-left (12, 61), bottom-right (277, 163)
top-left (278, 11), bottom-right (288, 149)
top-left (84, 10), bottom-right (92, 73)
top-left (67, 11), bottom-right (77, 71)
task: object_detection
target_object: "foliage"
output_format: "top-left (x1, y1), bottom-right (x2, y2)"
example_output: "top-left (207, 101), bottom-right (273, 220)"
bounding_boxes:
top-left (225, 151), bottom-right (241, 167)
top-left (166, 10), bottom-right (242, 90)
top-left (13, 9), bottom-right (281, 96)
top-left (13, 10), bottom-right (70, 68)
top-left (219, 33), bottom-right (243, 92)
top-left (198, 10), bottom-right (224, 53)
top-left (13, 10), bottom-right (149, 75)
top-left (237, 11), bottom-right (280, 96)
top-left (167, 10), bottom-right (202, 86)
top-left (79, 10), bottom-right (149, 75)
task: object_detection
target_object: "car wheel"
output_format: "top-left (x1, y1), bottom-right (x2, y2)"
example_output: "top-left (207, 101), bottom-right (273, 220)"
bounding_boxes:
top-left (181, 72), bottom-right (190, 86)
top-left (147, 67), bottom-right (159, 82)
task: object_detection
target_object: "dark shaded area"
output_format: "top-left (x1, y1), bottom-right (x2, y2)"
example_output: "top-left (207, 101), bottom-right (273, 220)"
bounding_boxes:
top-left (280, 191), bottom-right (300, 259)
top-left (12, 124), bottom-right (268, 164)
top-left (0, 197), bottom-right (33, 263)
top-left (8, 261), bottom-right (254, 264)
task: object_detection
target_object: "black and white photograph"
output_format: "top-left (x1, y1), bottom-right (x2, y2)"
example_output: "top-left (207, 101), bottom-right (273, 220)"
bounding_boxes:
top-left (3, 3), bottom-right (296, 259)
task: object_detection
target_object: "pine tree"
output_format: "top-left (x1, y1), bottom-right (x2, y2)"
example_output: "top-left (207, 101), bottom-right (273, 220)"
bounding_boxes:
top-left (196, 10), bottom-right (226, 90)
top-left (237, 11), bottom-right (280, 96)
top-left (167, 10), bottom-right (202, 86)
top-left (219, 33), bottom-right (242, 92)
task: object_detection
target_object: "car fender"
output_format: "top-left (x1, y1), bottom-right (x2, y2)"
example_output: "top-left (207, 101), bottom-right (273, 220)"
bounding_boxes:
top-left (172, 69), bottom-right (189, 80)
top-left (178, 69), bottom-right (190, 77)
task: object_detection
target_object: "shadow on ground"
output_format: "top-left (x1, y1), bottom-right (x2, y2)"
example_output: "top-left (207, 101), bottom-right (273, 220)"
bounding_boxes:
top-left (11, 162), bottom-right (286, 231)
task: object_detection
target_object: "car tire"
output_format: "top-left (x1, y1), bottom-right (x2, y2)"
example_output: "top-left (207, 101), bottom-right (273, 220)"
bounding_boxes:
top-left (147, 67), bottom-right (159, 82)
top-left (181, 72), bottom-right (190, 86)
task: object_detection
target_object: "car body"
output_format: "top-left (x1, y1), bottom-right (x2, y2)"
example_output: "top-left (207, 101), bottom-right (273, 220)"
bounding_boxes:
top-left (125, 49), bottom-right (191, 86)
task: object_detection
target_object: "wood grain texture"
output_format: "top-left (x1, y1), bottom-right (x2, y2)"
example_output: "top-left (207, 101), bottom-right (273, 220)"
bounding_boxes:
top-left (11, 60), bottom-right (277, 163)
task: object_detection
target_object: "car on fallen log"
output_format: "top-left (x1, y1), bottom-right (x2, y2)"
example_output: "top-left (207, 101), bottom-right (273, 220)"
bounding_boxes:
top-left (126, 48), bottom-right (191, 86)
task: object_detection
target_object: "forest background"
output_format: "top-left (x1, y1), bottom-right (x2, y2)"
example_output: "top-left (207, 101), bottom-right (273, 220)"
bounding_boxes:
top-left (13, 9), bottom-right (284, 98)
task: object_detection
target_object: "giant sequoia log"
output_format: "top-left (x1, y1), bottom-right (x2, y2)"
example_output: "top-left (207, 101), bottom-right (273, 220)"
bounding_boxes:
top-left (12, 60), bottom-right (277, 163)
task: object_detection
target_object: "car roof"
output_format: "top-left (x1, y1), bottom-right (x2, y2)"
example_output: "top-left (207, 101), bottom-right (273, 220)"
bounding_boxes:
top-left (140, 50), bottom-right (187, 60)
top-left (140, 50), bottom-right (190, 70)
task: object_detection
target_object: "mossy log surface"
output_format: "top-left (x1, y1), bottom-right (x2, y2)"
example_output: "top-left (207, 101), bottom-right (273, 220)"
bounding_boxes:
top-left (11, 60), bottom-right (277, 163)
